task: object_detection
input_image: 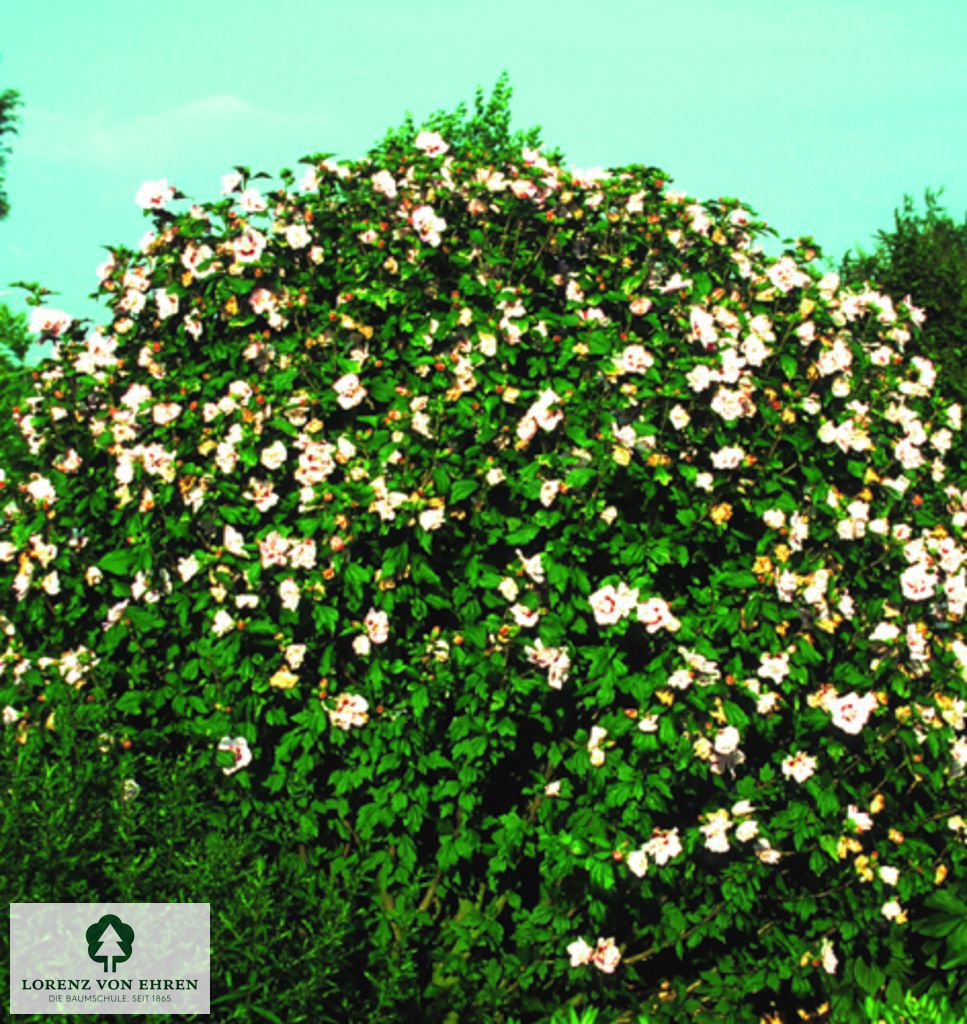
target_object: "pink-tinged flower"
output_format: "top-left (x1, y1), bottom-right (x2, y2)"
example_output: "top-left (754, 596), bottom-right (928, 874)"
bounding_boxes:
top-left (511, 603), bottom-right (539, 628)
top-left (782, 751), bottom-right (817, 784)
top-left (758, 652), bottom-right (790, 685)
top-left (419, 508), bottom-right (445, 531)
top-left (879, 865), bottom-right (900, 886)
top-left (334, 373), bottom-right (367, 410)
top-left (544, 780), bottom-right (561, 797)
top-left (248, 288), bottom-right (276, 315)
top-left (364, 608), bottom-right (390, 644)
top-left (288, 538), bottom-right (317, 570)
top-left (762, 508), bottom-right (786, 530)
top-left (371, 169), bottom-right (398, 197)
top-left (221, 171), bottom-right (243, 195)
top-left (829, 691), bottom-right (878, 735)
top-left (669, 404), bottom-right (690, 430)
top-left (627, 848), bottom-right (649, 878)
top-left (700, 809), bottom-right (732, 853)
top-left (766, 256), bottom-right (810, 293)
top-left (298, 167), bottom-right (320, 191)
top-left (238, 187), bottom-right (266, 213)
top-left (645, 827), bottom-right (683, 866)
top-left (711, 446), bottom-right (746, 471)
top-left (690, 307), bottom-right (718, 347)
top-left (869, 622), bottom-right (901, 643)
top-left (151, 402), bottom-right (181, 427)
top-left (243, 478), bottom-right (279, 513)
top-left (590, 584), bottom-right (626, 626)
top-left (411, 205), bottom-right (447, 246)
top-left (687, 203), bottom-right (711, 235)
top-left (515, 548), bottom-right (545, 585)
top-left (231, 228), bottom-right (267, 264)
top-left (135, 178), bottom-right (175, 209)
top-left (211, 609), bottom-right (235, 637)
top-left (629, 296), bottom-right (653, 316)
top-left (278, 578), bottom-right (300, 612)
top-left (414, 130), bottom-right (449, 156)
top-left (881, 900), bottom-right (906, 922)
top-left (710, 387), bottom-right (753, 421)
top-left (894, 437), bottom-right (925, 471)
top-left (327, 692), bottom-right (369, 730)
top-left (735, 820), bottom-right (759, 843)
top-left (258, 531), bottom-right (289, 568)
top-left (820, 938), bottom-right (838, 975)
top-left (620, 344), bottom-right (654, 374)
top-left (260, 440), bottom-right (288, 471)
top-left (902, 295), bottom-right (926, 328)
top-left (667, 669), bottom-right (693, 690)
top-left (177, 555), bottom-right (200, 582)
top-left (22, 474), bottom-right (57, 504)
top-left (714, 726), bottom-right (741, 756)
top-left (353, 634), bottom-right (372, 657)
top-left (218, 735), bottom-right (252, 775)
top-left (223, 524), bottom-right (248, 558)
top-left (546, 649), bottom-right (571, 689)
top-left (846, 804), bottom-right (873, 832)
top-left (182, 242), bottom-right (216, 278)
top-left (900, 563), bottom-right (938, 602)
top-left (120, 382), bottom-right (152, 410)
top-left (567, 938), bottom-right (594, 967)
top-left (565, 279), bottom-right (585, 303)
top-left (286, 223), bottom-right (311, 249)
top-left (755, 838), bottom-right (781, 864)
top-left (154, 288), bottom-right (179, 319)
top-left (592, 937), bottom-right (622, 974)
top-left (588, 725), bottom-right (608, 759)
top-left (540, 479), bottom-right (563, 507)
top-left (636, 597), bottom-right (680, 633)
top-left (511, 179), bottom-right (538, 200)
top-left (29, 307), bottom-right (73, 337)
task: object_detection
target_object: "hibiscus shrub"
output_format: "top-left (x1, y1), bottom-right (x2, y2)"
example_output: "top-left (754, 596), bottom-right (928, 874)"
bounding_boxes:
top-left (1, 79), bottom-right (965, 1022)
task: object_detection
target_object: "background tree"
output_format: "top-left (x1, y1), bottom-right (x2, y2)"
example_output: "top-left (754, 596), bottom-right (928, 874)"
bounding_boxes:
top-left (0, 75), bottom-right (31, 420)
top-left (841, 190), bottom-right (967, 398)
top-left (0, 83), bottom-right (21, 221)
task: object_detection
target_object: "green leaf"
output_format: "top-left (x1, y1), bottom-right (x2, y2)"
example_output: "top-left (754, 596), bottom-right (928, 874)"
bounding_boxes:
top-left (451, 479), bottom-right (478, 502)
top-left (115, 691), bottom-right (142, 714)
top-left (98, 550), bottom-right (133, 575)
top-left (852, 957), bottom-right (885, 996)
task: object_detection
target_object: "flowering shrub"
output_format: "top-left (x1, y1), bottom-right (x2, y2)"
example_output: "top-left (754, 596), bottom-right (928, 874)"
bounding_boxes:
top-left (1, 80), bottom-right (965, 1021)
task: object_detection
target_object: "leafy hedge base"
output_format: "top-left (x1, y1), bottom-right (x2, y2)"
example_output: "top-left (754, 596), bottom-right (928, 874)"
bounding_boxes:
top-left (1, 80), bottom-right (965, 1021)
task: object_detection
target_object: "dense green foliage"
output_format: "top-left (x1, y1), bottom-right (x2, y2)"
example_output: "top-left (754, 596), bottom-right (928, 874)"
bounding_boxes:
top-left (841, 191), bottom-right (967, 399)
top-left (1, 81), bottom-right (965, 1022)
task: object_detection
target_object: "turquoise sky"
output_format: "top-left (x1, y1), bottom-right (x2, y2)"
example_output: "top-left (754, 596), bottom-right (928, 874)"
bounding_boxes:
top-left (2, 0), bottom-right (965, 359)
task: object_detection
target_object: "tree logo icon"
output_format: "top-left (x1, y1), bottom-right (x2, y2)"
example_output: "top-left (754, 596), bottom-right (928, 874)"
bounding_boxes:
top-left (85, 914), bottom-right (134, 973)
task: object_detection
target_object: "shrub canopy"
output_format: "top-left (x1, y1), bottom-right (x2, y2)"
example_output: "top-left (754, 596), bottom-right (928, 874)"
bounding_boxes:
top-left (2, 82), bottom-right (965, 1021)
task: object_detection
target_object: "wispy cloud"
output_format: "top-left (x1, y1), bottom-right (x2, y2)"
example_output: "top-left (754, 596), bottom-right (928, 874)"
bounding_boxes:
top-left (17, 95), bottom-right (338, 173)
